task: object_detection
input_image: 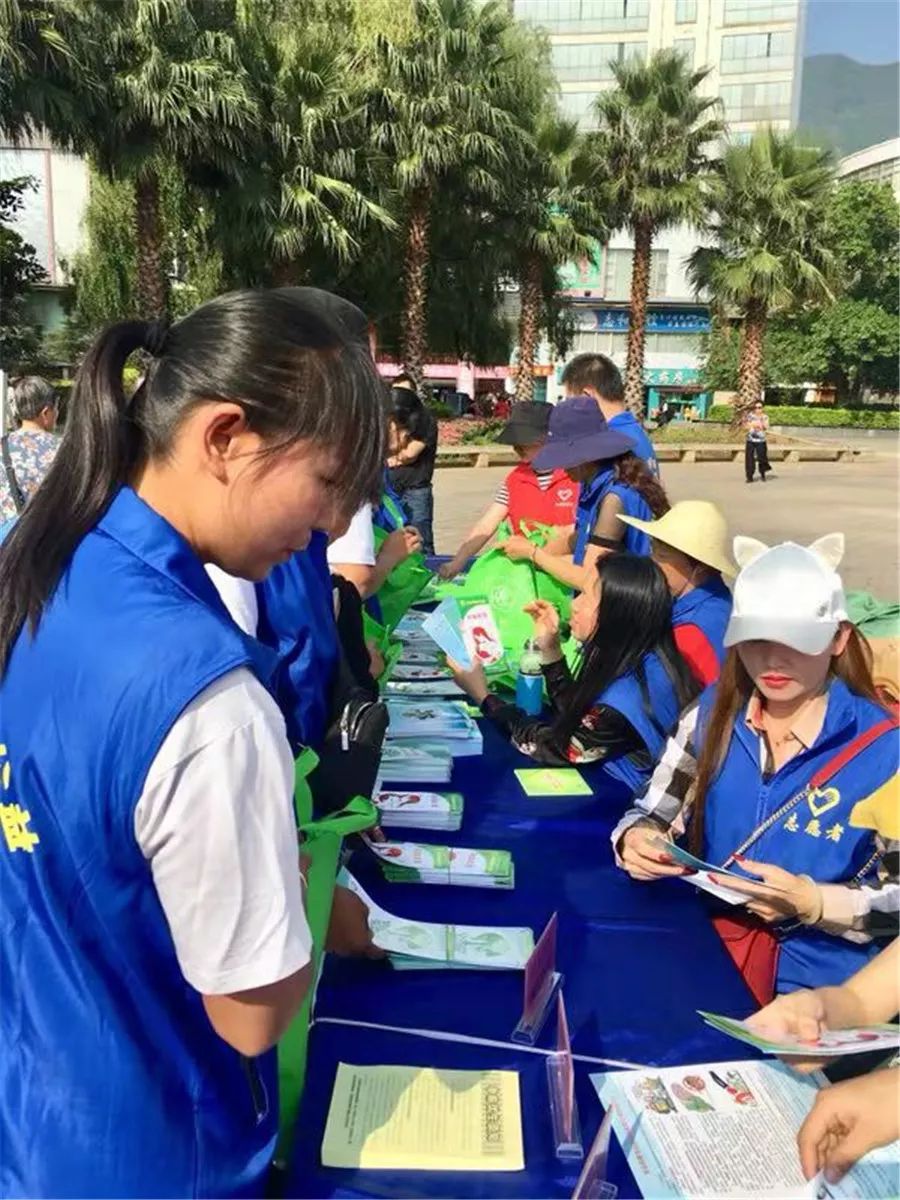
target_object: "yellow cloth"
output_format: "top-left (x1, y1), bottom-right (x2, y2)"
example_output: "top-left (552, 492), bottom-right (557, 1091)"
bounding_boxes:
top-left (849, 774), bottom-right (900, 840)
top-left (321, 1063), bottom-right (524, 1171)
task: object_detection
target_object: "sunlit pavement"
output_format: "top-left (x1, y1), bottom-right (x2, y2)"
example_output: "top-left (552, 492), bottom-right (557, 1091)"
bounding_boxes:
top-left (433, 457), bottom-right (900, 597)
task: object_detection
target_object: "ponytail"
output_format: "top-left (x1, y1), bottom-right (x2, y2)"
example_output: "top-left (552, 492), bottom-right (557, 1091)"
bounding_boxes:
top-left (0, 320), bottom-right (156, 670)
top-left (0, 289), bottom-right (387, 674)
top-left (614, 452), bottom-right (669, 519)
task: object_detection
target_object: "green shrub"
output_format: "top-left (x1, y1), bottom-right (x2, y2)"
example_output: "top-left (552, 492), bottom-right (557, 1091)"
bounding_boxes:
top-left (705, 405), bottom-right (899, 430)
top-left (459, 418), bottom-right (504, 444)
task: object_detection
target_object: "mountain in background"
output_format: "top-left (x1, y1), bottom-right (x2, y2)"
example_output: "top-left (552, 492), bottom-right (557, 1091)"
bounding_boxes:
top-left (798, 54), bottom-right (899, 157)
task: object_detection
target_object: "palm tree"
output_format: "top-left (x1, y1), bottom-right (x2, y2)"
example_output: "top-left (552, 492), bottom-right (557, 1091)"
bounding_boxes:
top-left (218, 1), bottom-right (392, 288)
top-left (82, 0), bottom-right (258, 317)
top-left (511, 113), bottom-right (605, 402)
top-left (688, 129), bottom-right (836, 423)
top-left (366, 0), bottom-right (527, 391)
top-left (584, 49), bottom-right (724, 414)
top-left (0, 0), bottom-right (89, 144)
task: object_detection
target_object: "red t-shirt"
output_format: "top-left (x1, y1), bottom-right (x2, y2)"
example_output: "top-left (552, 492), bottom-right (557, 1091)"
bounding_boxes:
top-left (499, 463), bottom-right (578, 533)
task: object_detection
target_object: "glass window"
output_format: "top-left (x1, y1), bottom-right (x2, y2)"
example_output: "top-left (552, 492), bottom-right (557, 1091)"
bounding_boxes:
top-left (720, 80), bottom-right (791, 122)
top-left (552, 40), bottom-right (647, 82)
top-left (673, 38), bottom-right (695, 65)
top-left (675, 0), bottom-right (697, 22)
top-left (721, 30), bottom-right (793, 74)
top-left (514, 0), bottom-right (649, 34)
top-left (644, 331), bottom-right (702, 355)
top-left (559, 90), bottom-right (602, 128)
top-left (604, 248), bottom-right (669, 299)
top-left (723, 0), bottom-right (797, 27)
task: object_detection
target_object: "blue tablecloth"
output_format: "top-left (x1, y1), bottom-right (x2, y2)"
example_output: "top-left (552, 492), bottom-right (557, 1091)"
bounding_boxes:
top-left (289, 720), bottom-right (755, 1197)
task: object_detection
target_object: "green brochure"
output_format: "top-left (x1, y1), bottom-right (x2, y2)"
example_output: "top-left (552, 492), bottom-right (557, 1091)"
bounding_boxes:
top-left (514, 767), bottom-right (592, 797)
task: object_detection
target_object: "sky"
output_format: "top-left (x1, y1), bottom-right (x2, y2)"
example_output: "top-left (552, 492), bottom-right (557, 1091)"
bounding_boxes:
top-left (804, 0), bottom-right (900, 64)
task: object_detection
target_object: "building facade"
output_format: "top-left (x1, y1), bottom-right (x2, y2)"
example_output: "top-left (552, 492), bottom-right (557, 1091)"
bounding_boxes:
top-left (0, 138), bottom-right (89, 336)
top-left (837, 137), bottom-right (900, 199)
top-left (513, 0), bottom-right (806, 415)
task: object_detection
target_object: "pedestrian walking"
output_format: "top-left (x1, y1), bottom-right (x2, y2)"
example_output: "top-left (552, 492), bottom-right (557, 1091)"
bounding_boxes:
top-left (744, 399), bottom-right (770, 482)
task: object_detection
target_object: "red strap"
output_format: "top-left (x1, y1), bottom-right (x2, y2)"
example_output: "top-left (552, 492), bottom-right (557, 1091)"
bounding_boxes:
top-left (808, 714), bottom-right (900, 789)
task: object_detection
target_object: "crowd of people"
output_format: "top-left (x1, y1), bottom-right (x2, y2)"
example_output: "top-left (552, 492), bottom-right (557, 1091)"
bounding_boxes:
top-left (0, 288), bottom-right (896, 1198)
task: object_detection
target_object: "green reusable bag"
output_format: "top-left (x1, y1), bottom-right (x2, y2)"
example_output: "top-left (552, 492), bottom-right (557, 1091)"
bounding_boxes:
top-left (275, 748), bottom-right (378, 1165)
top-left (434, 522), bottom-right (572, 661)
top-left (371, 523), bottom-right (432, 631)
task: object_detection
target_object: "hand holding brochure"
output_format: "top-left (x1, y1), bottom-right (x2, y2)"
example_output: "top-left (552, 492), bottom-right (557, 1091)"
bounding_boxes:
top-left (647, 834), bottom-right (785, 906)
top-left (699, 1010), bottom-right (900, 1059)
top-left (422, 599), bottom-right (473, 668)
top-left (339, 868), bottom-right (533, 970)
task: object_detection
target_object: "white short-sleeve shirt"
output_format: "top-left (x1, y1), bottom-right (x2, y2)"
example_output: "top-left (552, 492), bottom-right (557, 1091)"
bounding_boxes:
top-left (134, 668), bottom-right (310, 995)
top-left (327, 504), bottom-right (376, 568)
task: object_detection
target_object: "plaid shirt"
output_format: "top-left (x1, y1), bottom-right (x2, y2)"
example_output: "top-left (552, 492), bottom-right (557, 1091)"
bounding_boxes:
top-left (612, 700), bottom-right (900, 942)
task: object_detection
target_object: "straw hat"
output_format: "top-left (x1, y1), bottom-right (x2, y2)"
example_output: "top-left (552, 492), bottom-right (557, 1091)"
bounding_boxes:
top-left (850, 774), bottom-right (899, 841)
top-left (619, 500), bottom-right (735, 578)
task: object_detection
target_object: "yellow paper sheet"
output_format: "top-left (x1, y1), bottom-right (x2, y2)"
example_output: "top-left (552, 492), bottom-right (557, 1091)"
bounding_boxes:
top-left (321, 1062), bottom-right (524, 1171)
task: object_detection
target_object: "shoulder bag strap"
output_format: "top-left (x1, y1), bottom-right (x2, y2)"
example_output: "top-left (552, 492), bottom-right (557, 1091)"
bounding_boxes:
top-left (725, 713), bottom-right (900, 866)
top-left (0, 435), bottom-right (27, 515)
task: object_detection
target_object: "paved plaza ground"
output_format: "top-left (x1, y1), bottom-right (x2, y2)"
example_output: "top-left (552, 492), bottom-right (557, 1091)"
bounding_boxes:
top-left (432, 455), bottom-right (900, 597)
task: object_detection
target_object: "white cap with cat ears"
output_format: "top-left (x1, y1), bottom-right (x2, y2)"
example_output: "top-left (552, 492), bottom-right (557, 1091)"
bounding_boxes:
top-left (723, 533), bottom-right (849, 655)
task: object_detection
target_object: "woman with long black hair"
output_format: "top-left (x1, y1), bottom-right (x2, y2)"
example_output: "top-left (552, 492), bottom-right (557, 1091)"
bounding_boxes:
top-left (450, 553), bottom-right (699, 797)
top-left (0, 290), bottom-right (386, 1198)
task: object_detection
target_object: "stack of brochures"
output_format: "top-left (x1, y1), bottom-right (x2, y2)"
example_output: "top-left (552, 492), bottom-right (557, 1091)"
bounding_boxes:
top-left (374, 790), bottom-right (464, 832)
top-left (341, 869), bottom-right (533, 971)
top-left (385, 699), bottom-right (483, 757)
top-left (365, 837), bottom-right (515, 889)
top-left (384, 677), bottom-right (466, 698)
top-left (376, 741), bottom-right (453, 785)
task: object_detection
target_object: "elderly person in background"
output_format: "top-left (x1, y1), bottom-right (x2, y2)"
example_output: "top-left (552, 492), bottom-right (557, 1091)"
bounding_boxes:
top-left (1, 375), bottom-right (60, 521)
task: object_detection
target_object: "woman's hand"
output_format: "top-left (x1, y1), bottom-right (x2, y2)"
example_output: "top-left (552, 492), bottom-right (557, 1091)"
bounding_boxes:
top-left (798, 1068), bottom-right (899, 1183)
top-left (380, 526), bottom-right (422, 569)
top-left (438, 559), bottom-right (463, 580)
top-left (498, 535), bottom-right (534, 562)
top-left (523, 599), bottom-right (561, 655)
top-left (325, 886), bottom-right (387, 959)
top-left (447, 656), bottom-right (489, 705)
top-left (745, 988), bottom-right (830, 1073)
top-left (710, 858), bottom-right (823, 924)
top-left (367, 639), bottom-right (385, 681)
top-left (618, 824), bottom-right (692, 882)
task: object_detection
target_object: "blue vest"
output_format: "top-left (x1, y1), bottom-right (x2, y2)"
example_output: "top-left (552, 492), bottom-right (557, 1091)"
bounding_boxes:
top-left (573, 470), bottom-right (653, 565)
top-left (697, 679), bottom-right (898, 993)
top-left (672, 576), bottom-right (732, 671)
top-left (0, 488), bottom-right (281, 1198)
top-left (256, 532), bottom-right (339, 750)
top-left (597, 651), bottom-right (684, 793)
top-left (373, 474), bottom-right (405, 533)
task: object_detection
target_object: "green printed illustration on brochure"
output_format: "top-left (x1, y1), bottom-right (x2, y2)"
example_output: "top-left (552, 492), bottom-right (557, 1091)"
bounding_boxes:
top-left (515, 767), bottom-right (593, 797)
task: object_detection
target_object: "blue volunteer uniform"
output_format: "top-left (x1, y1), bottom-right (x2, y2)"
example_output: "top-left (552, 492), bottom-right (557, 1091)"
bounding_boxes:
top-left (672, 575), bottom-right (732, 673)
top-left (608, 410), bottom-right (658, 477)
top-left (573, 469), bottom-right (654, 566)
top-left (698, 678), bottom-right (899, 992)
top-left (0, 487), bottom-right (282, 1199)
top-left (256, 531), bottom-right (339, 750)
top-left (596, 651), bottom-right (684, 793)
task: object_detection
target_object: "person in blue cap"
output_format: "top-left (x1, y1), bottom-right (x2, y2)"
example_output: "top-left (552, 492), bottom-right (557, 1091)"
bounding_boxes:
top-left (0, 289), bottom-right (387, 1198)
top-left (498, 394), bottom-right (670, 592)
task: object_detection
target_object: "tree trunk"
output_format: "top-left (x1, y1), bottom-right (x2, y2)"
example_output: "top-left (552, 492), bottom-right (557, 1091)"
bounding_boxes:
top-left (515, 253), bottom-right (542, 404)
top-left (134, 169), bottom-right (168, 318)
top-left (400, 185), bottom-right (432, 394)
top-left (735, 298), bottom-right (767, 429)
top-left (623, 218), bottom-right (653, 417)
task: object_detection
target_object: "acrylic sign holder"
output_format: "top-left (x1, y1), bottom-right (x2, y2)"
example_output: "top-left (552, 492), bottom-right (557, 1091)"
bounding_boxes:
top-left (547, 992), bottom-right (584, 1161)
top-left (511, 912), bottom-right (562, 1045)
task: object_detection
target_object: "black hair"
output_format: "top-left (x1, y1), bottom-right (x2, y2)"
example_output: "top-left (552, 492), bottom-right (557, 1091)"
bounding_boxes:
top-left (384, 386), bottom-right (431, 440)
top-left (554, 553), bottom-right (699, 747)
top-left (0, 288), bottom-right (386, 672)
top-left (12, 376), bottom-right (57, 422)
top-left (561, 353), bottom-right (625, 404)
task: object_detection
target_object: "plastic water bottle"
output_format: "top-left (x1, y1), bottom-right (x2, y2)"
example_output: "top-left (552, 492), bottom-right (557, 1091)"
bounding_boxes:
top-left (515, 638), bottom-right (543, 716)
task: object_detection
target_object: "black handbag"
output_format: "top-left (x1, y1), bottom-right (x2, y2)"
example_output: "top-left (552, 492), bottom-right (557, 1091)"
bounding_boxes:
top-left (308, 688), bottom-right (389, 816)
